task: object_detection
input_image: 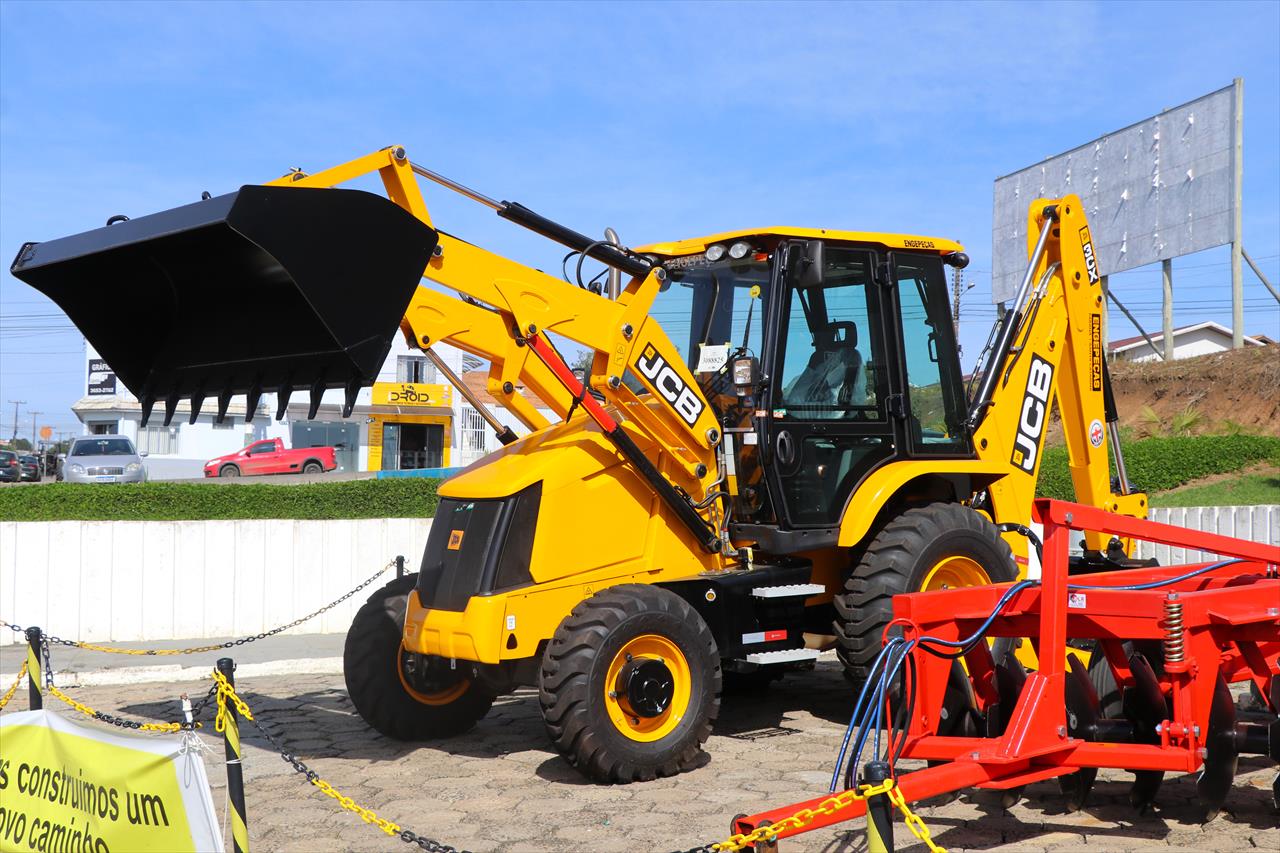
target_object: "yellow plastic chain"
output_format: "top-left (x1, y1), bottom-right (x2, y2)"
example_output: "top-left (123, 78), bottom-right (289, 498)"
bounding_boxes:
top-left (47, 683), bottom-right (186, 733)
top-left (0, 661), bottom-right (28, 711)
top-left (887, 786), bottom-right (947, 853)
top-left (210, 669), bottom-right (404, 838)
top-left (212, 669), bottom-right (255, 732)
top-left (60, 640), bottom-right (225, 656)
top-left (711, 779), bottom-right (897, 851)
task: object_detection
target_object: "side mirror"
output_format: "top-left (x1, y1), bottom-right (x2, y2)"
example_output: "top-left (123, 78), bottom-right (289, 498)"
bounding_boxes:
top-left (139, 451), bottom-right (149, 458)
top-left (732, 355), bottom-right (760, 395)
top-left (799, 240), bottom-right (825, 288)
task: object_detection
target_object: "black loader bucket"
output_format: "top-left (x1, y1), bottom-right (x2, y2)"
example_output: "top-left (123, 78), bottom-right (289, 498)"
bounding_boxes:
top-left (11, 186), bottom-right (439, 425)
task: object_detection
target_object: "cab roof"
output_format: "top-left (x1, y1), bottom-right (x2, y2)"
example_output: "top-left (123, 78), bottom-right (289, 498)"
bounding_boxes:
top-left (636, 226), bottom-right (963, 257)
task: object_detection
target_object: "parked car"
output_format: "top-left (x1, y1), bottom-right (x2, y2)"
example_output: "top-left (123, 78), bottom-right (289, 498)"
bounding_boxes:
top-left (64, 435), bottom-right (147, 484)
top-left (18, 455), bottom-right (42, 481)
top-left (204, 438), bottom-right (337, 478)
top-left (0, 450), bottom-right (19, 483)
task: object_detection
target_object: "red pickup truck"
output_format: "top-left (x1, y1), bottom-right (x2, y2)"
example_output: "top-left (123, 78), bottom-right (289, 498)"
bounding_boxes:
top-left (204, 438), bottom-right (338, 478)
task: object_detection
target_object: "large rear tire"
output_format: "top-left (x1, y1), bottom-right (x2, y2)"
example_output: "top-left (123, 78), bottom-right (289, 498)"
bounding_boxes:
top-left (343, 573), bottom-right (494, 740)
top-left (539, 584), bottom-right (721, 783)
top-left (834, 503), bottom-right (1016, 685)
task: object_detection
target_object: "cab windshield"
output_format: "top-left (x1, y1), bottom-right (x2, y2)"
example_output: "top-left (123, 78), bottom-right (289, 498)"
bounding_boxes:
top-left (653, 254), bottom-right (770, 377)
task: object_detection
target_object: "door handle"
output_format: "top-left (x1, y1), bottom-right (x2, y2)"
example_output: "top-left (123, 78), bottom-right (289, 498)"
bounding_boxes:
top-left (776, 430), bottom-right (796, 467)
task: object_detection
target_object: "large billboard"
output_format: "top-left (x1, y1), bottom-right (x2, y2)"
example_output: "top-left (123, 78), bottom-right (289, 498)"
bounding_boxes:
top-left (992, 82), bottom-right (1239, 303)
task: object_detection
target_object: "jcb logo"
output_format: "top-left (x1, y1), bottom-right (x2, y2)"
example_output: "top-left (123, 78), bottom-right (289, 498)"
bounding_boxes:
top-left (1011, 355), bottom-right (1054, 474)
top-left (635, 345), bottom-right (705, 427)
top-left (447, 530), bottom-right (464, 551)
top-left (1080, 226), bottom-right (1100, 284)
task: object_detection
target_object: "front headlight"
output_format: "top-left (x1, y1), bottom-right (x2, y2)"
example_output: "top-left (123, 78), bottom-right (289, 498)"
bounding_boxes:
top-left (69, 464), bottom-right (85, 474)
top-left (126, 462), bottom-right (142, 473)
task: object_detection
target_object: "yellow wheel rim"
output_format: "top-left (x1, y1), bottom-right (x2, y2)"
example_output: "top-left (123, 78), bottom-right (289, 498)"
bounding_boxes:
top-left (397, 645), bottom-right (470, 706)
top-left (919, 555), bottom-right (992, 592)
top-left (603, 634), bottom-right (692, 743)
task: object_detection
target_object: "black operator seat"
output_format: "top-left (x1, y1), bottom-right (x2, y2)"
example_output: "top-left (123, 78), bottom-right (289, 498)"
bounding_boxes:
top-left (783, 320), bottom-right (865, 417)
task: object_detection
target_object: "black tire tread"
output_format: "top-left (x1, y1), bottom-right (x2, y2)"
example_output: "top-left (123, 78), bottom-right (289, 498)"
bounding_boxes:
top-left (834, 503), bottom-right (1015, 685)
top-left (343, 573), bottom-right (494, 741)
top-left (539, 584), bottom-right (720, 784)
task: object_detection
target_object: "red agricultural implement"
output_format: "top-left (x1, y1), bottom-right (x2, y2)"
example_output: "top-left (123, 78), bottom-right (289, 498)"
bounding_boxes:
top-left (733, 499), bottom-right (1280, 849)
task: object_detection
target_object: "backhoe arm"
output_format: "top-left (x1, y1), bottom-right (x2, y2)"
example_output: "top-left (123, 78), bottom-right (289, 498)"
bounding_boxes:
top-left (970, 196), bottom-right (1147, 551)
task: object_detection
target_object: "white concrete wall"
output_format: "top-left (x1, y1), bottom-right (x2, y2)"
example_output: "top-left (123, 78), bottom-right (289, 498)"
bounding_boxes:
top-left (0, 518), bottom-right (432, 646)
top-left (1134, 505), bottom-right (1279, 564)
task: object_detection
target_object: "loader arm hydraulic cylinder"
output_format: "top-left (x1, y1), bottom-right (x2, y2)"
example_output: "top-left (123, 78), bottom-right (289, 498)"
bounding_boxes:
top-left (521, 329), bottom-right (721, 554)
top-left (422, 348), bottom-right (517, 446)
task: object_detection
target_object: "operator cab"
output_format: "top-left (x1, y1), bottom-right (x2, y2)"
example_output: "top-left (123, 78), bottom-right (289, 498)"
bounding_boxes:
top-left (640, 228), bottom-right (972, 550)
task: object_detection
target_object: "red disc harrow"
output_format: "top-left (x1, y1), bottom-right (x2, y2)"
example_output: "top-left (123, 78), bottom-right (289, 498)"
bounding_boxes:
top-left (735, 499), bottom-right (1280, 847)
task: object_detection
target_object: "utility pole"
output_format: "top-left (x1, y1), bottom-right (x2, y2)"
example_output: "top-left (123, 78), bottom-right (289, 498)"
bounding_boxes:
top-left (30, 411), bottom-right (42, 450)
top-left (8, 401), bottom-right (24, 442)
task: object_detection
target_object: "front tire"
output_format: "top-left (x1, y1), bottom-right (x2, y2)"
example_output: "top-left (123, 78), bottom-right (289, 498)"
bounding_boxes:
top-left (834, 503), bottom-right (1016, 685)
top-left (219, 464), bottom-right (240, 477)
top-left (344, 574), bottom-right (494, 740)
top-left (539, 584), bottom-right (721, 783)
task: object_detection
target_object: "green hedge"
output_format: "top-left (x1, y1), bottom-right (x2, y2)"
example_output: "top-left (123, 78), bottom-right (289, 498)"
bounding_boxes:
top-left (0, 478), bottom-right (441, 521)
top-left (1037, 434), bottom-right (1280, 501)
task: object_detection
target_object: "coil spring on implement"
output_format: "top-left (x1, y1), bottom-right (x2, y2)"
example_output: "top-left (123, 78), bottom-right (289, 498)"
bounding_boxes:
top-left (1163, 592), bottom-right (1185, 663)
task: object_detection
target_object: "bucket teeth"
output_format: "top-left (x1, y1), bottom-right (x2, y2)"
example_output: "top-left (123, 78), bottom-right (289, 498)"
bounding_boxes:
top-left (276, 384), bottom-right (293, 421)
top-left (308, 376), bottom-right (325, 421)
top-left (342, 375), bottom-right (361, 419)
top-left (1059, 655), bottom-right (1100, 811)
top-left (215, 387), bottom-right (233, 424)
top-left (188, 385), bottom-right (205, 425)
top-left (162, 390), bottom-right (181, 427)
top-left (140, 396), bottom-right (156, 428)
top-left (246, 381), bottom-right (263, 423)
top-left (1124, 653), bottom-right (1169, 812)
top-left (1196, 672), bottom-right (1239, 821)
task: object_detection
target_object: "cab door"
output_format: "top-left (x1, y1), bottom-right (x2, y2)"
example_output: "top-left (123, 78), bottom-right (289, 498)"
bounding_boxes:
top-left (761, 244), bottom-right (897, 529)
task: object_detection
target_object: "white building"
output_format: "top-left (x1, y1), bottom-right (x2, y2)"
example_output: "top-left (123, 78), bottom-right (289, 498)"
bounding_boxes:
top-left (1108, 321), bottom-right (1274, 363)
top-left (71, 336), bottom-right (553, 480)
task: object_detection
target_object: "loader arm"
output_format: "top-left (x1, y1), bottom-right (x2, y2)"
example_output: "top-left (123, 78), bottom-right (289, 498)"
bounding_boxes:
top-left (969, 196), bottom-right (1147, 551)
top-left (267, 146), bottom-right (725, 551)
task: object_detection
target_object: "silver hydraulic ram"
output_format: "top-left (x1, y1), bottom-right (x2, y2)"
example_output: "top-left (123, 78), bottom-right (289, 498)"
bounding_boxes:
top-left (422, 349), bottom-right (518, 447)
top-left (967, 204), bottom-right (1058, 430)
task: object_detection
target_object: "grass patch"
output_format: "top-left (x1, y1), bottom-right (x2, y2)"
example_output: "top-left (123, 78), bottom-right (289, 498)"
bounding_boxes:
top-left (1150, 470), bottom-right (1280, 508)
top-left (1037, 434), bottom-right (1280, 501)
top-left (0, 478), bottom-right (441, 521)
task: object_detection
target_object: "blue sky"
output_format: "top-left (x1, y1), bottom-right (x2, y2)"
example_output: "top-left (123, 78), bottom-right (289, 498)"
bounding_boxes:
top-left (2, 0), bottom-right (1277, 437)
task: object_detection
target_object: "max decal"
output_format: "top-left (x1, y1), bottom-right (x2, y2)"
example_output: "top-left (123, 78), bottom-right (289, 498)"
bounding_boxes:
top-left (635, 345), bottom-right (705, 426)
top-left (1080, 226), bottom-right (1100, 284)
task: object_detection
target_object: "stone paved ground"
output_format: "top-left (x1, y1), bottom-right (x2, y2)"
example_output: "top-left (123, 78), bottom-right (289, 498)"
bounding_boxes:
top-left (22, 659), bottom-right (1279, 852)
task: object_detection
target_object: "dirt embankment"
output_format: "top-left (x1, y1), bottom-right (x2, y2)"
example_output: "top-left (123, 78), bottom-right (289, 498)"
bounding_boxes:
top-left (1048, 345), bottom-right (1279, 444)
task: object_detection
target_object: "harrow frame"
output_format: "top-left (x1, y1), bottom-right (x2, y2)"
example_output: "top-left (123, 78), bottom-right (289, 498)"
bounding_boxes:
top-left (736, 499), bottom-right (1280, 844)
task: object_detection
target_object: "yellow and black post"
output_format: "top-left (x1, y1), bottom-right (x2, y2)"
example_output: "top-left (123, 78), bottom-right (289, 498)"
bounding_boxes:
top-left (25, 626), bottom-right (42, 710)
top-left (217, 657), bottom-right (250, 853)
top-left (863, 761), bottom-right (894, 853)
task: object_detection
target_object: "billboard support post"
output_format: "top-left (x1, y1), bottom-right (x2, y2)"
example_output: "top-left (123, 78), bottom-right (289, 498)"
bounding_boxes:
top-left (1162, 260), bottom-right (1174, 361)
top-left (1231, 77), bottom-right (1244, 348)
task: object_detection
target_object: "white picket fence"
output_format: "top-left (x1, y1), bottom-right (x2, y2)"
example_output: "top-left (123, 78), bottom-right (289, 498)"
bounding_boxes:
top-left (1, 506), bottom-right (1275, 646)
top-left (0, 518), bottom-right (432, 646)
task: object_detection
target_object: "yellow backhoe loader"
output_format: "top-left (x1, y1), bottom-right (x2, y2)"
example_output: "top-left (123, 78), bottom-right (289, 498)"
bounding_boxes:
top-left (13, 145), bottom-right (1148, 783)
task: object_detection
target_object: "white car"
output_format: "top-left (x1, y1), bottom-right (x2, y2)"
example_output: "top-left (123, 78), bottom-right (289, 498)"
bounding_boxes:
top-left (64, 435), bottom-right (148, 484)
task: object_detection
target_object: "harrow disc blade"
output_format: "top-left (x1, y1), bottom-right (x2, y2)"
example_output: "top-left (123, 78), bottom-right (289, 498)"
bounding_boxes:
top-left (1058, 655), bottom-right (1100, 811)
top-left (1124, 653), bottom-right (1169, 812)
top-left (1196, 672), bottom-right (1239, 821)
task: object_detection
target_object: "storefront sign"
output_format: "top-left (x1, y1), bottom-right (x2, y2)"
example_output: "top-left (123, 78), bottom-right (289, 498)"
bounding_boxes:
top-left (372, 382), bottom-right (452, 407)
top-left (87, 359), bottom-right (117, 396)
